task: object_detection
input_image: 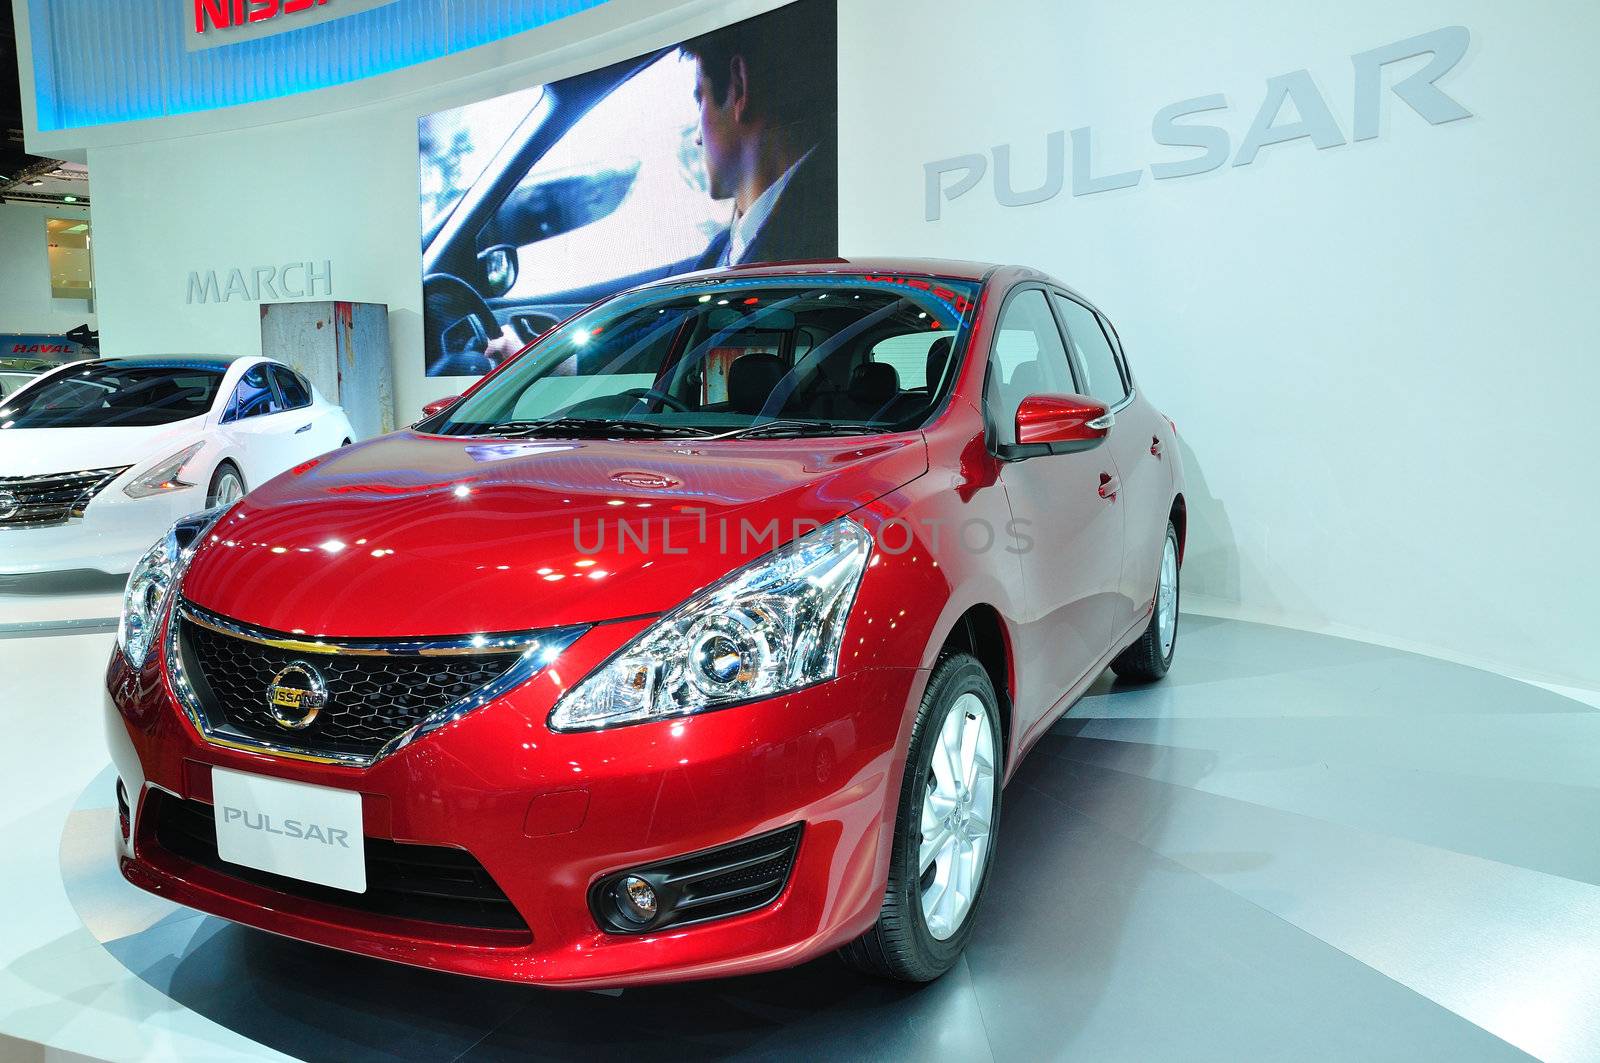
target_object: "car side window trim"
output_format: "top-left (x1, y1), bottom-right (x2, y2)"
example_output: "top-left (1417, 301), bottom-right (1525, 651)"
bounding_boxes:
top-left (221, 377), bottom-right (247, 423)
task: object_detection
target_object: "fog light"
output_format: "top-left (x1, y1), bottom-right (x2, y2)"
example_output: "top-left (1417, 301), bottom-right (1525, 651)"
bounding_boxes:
top-left (614, 875), bottom-right (658, 926)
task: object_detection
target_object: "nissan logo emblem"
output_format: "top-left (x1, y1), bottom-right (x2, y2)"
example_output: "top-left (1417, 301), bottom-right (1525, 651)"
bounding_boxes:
top-left (265, 662), bottom-right (330, 730)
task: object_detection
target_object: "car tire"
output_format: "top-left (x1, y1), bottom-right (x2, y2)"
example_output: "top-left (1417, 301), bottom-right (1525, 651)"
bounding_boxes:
top-left (1111, 520), bottom-right (1180, 681)
top-left (839, 653), bottom-right (1002, 982)
top-left (206, 462), bottom-right (246, 509)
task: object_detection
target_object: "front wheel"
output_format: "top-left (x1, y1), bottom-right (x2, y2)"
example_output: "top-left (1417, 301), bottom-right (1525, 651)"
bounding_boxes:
top-left (1111, 520), bottom-right (1180, 681)
top-left (206, 463), bottom-right (245, 509)
top-left (839, 653), bottom-right (1002, 982)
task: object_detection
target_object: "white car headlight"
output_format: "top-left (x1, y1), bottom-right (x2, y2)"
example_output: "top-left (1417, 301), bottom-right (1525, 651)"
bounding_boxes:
top-left (124, 442), bottom-right (205, 498)
top-left (551, 518), bottom-right (873, 732)
top-left (117, 505), bottom-right (229, 668)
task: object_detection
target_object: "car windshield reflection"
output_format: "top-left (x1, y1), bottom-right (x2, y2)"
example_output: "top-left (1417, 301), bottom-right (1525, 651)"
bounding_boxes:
top-left (425, 276), bottom-right (980, 440)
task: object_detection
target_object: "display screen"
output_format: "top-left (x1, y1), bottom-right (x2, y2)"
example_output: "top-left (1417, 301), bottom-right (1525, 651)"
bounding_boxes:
top-left (418, 0), bottom-right (838, 378)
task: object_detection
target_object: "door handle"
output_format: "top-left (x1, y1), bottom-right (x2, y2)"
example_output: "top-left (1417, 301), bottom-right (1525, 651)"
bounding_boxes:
top-left (1098, 472), bottom-right (1120, 500)
top-left (295, 423), bottom-right (313, 434)
top-left (1150, 436), bottom-right (1163, 458)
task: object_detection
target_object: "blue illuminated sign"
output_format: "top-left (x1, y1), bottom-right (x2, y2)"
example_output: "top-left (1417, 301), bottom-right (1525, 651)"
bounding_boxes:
top-left (27, 0), bottom-right (607, 130)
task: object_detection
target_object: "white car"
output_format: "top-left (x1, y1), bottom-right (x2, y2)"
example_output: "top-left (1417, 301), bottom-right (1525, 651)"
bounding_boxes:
top-left (0, 356), bottom-right (355, 575)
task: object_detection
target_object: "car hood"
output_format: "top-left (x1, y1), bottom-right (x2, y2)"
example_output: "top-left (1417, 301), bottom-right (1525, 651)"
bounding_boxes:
top-left (180, 430), bottom-right (928, 637)
top-left (0, 420), bottom-right (207, 478)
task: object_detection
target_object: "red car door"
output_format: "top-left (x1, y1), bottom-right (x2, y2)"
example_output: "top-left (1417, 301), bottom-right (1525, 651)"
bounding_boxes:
top-left (987, 286), bottom-right (1125, 736)
top-left (1052, 293), bottom-right (1167, 635)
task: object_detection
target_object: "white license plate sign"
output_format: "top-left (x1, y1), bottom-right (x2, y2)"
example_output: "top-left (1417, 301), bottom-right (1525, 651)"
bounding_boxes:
top-left (212, 767), bottom-right (366, 893)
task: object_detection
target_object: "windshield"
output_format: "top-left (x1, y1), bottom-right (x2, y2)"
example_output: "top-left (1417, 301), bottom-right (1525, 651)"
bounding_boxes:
top-left (0, 364), bottom-right (225, 429)
top-left (0, 372), bottom-right (38, 398)
top-left (488, 51), bottom-right (723, 298)
top-left (423, 274), bottom-right (982, 439)
top-left (419, 87), bottom-right (548, 237)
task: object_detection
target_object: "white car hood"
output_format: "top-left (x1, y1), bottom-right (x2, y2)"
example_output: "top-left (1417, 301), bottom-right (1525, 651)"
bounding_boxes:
top-left (0, 419), bottom-right (208, 478)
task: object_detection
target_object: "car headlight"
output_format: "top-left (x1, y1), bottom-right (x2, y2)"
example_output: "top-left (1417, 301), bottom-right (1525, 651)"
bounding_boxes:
top-left (117, 505), bottom-right (229, 668)
top-left (124, 442), bottom-right (205, 498)
top-left (551, 518), bottom-right (873, 731)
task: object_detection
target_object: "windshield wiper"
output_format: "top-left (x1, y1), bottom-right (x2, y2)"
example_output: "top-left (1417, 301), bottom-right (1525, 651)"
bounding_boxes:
top-left (473, 417), bottom-right (718, 440)
top-left (719, 420), bottom-right (884, 439)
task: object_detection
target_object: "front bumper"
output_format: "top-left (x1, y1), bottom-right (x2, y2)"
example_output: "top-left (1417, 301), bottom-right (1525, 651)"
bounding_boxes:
top-left (106, 619), bottom-right (924, 987)
top-left (0, 484), bottom-right (204, 575)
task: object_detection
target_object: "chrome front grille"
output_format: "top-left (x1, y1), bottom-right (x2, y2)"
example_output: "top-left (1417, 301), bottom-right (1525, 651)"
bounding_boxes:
top-left (168, 600), bottom-right (587, 767)
top-left (0, 467), bottom-right (130, 528)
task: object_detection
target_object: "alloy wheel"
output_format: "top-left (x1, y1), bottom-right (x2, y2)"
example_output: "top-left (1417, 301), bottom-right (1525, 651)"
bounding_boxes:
top-left (919, 691), bottom-right (998, 940)
top-left (211, 471), bottom-right (243, 507)
top-left (1157, 534), bottom-right (1178, 658)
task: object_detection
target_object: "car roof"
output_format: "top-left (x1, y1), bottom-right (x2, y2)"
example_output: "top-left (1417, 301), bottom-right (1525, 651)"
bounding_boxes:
top-left (663, 256), bottom-right (1000, 283)
top-left (96, 355), bottom-right (241, 372)
top-left (640, 257), bottom-right (1083, 300)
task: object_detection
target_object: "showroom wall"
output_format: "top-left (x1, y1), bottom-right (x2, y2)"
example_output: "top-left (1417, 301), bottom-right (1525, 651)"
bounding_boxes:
top-left (39, 0), bottom-right (1600, 687)
top-left (81, 0), bottom-right (789, 418)
top-left (0, 199), bottom-right (95, 334)
top-left (89, 110), bottom-right (425, 392)
top-left (839, 0), bottom-right (1600, 688)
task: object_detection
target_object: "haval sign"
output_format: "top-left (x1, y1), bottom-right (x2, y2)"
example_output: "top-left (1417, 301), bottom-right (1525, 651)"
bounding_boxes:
top-left (189, 0), bottom-right (398, 51)
top-left (2, 337), bottom-right (83, 358)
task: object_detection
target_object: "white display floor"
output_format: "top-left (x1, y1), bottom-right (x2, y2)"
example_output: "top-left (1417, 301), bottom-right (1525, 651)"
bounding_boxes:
top-left (2, 617), bottom-right (1597, 1062)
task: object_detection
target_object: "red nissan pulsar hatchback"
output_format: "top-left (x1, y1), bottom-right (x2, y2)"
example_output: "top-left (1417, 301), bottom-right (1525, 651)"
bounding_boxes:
top-left (107, 258), bottom-right (1184, 986)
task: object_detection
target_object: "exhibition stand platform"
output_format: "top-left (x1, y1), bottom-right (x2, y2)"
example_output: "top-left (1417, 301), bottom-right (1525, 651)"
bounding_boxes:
top-left (4, 616), bottom-right (1595, 1062)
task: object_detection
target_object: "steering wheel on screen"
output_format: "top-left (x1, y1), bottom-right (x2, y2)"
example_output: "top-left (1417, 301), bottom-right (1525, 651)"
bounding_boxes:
top-left (620, 387), bottom-right (692, 413)
top-left (423, 273), bottom-right (501, 376)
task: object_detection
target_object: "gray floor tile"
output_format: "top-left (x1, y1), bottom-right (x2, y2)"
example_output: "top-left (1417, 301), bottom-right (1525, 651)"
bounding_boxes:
top-left (21, 616), bottom-right (1597, 1061)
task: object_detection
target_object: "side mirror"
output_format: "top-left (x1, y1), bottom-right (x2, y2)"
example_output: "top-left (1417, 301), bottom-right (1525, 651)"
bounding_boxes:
top-left (421, 395), bottom-right (462, 419)
top-left (482, 162), bottom-right (640, 248)
top-left (1009, 393), bottom-right (1112, 456)
top-left (479, 246), bottom-right (518, 296)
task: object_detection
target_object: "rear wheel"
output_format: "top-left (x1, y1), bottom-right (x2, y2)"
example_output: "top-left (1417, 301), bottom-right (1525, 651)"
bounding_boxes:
top-left (839, 653), bottom-right (1002, 981)
top-left (206, 463), bottom-right (245, 509)
top-left (1111, 521), bottom-right (1180, 681)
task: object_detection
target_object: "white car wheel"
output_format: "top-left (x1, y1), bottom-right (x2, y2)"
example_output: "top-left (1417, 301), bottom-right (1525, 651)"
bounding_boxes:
top-left (207, 465), bottom-right (245, 508)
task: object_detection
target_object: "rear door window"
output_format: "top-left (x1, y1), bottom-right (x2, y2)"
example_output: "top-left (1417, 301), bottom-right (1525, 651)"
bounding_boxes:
top-left (271, 366), bottom-right (313, 409)
top-left (1053, 294), bottom-right (1128, 405)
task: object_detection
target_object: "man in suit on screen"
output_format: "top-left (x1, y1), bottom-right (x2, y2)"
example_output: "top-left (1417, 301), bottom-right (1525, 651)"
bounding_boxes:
top-left (681, 2), bottom-right (838, 269)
